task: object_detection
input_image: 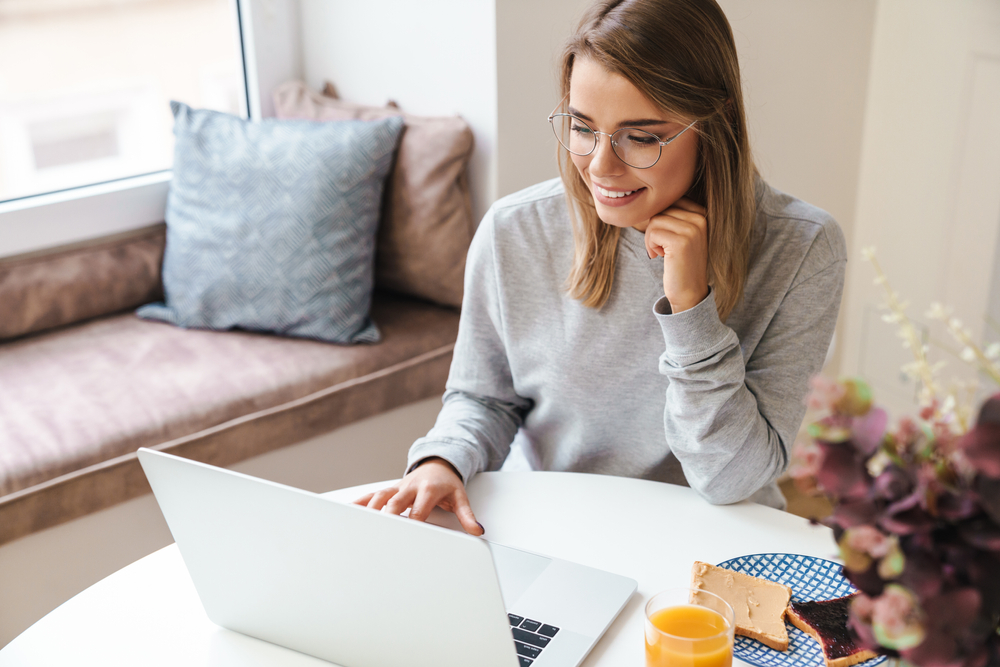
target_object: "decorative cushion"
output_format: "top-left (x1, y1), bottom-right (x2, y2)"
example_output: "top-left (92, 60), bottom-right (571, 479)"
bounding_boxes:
top-left (0, 225), bottom-right (164, 341)
top-left (137, 101), bottom-right (404, 343)
top-left (273, 81), bottom-right (474, 308)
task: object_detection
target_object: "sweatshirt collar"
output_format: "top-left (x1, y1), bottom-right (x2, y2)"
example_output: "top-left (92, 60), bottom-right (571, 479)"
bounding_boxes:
top-left (620, 226), bottom-right (664, 285)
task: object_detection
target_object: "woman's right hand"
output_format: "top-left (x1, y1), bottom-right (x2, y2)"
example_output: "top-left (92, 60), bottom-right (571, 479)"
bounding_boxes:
top-left (352, 458), bottom-right (485, 536)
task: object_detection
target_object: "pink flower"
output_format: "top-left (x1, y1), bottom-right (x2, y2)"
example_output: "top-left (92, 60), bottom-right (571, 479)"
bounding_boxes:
top-left (845, 525), bottom-right (893, 558)
top-left (894, 417), bottom-right (920, 447)
top-left (789, 439), bottom-right (823, 479)
top-left (808, 375), bottom-right (847, 412)
top-left (947, 447), bottom-right (976, 480)
top-left (871, 585), bottom-right (925, 651)
top-left (852, 593), bottom-right (875, 620)
top-left (930, 420), bottom-right (955, 449)
top-left (916, 463), bottom-right (938, 487)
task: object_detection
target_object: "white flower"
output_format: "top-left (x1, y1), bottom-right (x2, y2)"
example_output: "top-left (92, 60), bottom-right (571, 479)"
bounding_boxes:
top-left (861, 246), bottom-right (877, 260)
top-left (873, 276), bottom-right (888, 286)
top-left (960, 347), bottom-right (976, 362)
top-left (867, 450), bottom-right (891, 477)
top-left (987, 342), bottom-right (1000, 360)
top-left (949, 317), bottom-right (963, 330)
top-left (925, 302), bottom-right (948, 320)
top-left (918, 386), bottom-right (935, 405)
top-left (882, 313), bottom-right (902, 324)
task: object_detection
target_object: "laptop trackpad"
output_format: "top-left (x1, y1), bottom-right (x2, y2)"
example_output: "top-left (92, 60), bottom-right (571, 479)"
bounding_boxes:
top-left (488, 542), bottom-right (552, 609)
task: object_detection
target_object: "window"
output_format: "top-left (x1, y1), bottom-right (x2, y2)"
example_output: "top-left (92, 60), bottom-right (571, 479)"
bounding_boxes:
top-left (0, 0), bottom-right (247, 204)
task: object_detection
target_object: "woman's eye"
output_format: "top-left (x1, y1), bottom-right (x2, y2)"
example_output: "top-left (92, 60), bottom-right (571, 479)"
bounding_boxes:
top-left (625, 132), bottom-right (658, 145)
top-left (571, 124), bottom-right (594, 135)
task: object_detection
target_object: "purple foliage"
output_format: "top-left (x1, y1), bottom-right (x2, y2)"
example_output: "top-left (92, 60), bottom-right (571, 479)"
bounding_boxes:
top-left (854, 407), bottom-right (890, 455)
top-left (959, 424), bottom-right (1000, 478)
top-left (815, 440), bottom-right (871, 501)
top-left (791, 380), bottom-right (1000, 667)
top-left (976, 394), bottom-right (1000, 426)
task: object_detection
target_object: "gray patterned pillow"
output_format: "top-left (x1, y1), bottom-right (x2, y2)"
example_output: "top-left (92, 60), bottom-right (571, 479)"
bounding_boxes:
top-left (138, 102), bottom-right (403, 343)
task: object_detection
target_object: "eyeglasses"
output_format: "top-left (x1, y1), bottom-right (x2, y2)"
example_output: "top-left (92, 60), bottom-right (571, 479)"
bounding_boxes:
top-left (548, 108), bottom-right (697, 170)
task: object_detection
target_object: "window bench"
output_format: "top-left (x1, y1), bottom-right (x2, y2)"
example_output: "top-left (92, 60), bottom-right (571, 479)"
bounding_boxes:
top-left (0, 224), bottom-right (460, 547)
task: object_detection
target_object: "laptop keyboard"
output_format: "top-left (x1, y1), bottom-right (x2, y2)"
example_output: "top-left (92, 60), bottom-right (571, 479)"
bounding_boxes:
top-left (508, 613), bottom-right (560, 666)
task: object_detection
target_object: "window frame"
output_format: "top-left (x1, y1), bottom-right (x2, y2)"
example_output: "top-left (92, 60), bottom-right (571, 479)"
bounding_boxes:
top-left (0, 0), bottom-right (259, 258)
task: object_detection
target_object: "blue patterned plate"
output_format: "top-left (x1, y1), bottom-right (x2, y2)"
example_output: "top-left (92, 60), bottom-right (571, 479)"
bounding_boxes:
top-left (714, 553), bottom-right (886, 667)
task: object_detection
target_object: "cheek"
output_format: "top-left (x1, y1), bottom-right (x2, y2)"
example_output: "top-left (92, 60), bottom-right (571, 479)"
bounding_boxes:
top-left (674, 136), bottom-right (701, 189)
top-left (570, 153), bottom-right (590, 180)
top-left (648, 165), bottom-right (687, 196)
top-left (651, 142), bottom-right (699, 197)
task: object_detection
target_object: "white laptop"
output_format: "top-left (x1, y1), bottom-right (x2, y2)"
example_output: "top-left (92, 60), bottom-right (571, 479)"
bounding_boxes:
top-left (137, 448), bottom-right (636, 667)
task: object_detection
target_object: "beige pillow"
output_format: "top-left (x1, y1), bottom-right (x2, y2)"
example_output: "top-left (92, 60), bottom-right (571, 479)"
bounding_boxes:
top-left (273, 81), bottom-right (474, 308)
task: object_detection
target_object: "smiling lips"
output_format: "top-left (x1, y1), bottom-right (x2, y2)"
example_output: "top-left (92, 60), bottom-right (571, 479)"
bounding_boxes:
top-left (593, 183), bottom-right (645, 206)
top-left (596, 185), bottom-right (635, 198)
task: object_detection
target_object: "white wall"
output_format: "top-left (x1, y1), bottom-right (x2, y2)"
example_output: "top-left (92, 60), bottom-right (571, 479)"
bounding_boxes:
top-left (840, 0), bottom-right (1000, 415)
top-left (245, 0), bottom-right (305, 118)
top-left (494, 0), bottom-right (593, 198)
top-left (299, 0), bottom-right (498, 224)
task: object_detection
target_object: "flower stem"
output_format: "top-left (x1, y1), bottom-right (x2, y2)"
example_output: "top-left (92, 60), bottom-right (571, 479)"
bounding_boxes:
top-left (865, 252), bottom-right (941, 403)
top-left (942, 319), bottom-right (1000, 386)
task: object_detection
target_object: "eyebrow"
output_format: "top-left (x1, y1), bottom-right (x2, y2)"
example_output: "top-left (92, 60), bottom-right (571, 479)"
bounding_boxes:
top-left (567, 106), bottom-right (674, 128)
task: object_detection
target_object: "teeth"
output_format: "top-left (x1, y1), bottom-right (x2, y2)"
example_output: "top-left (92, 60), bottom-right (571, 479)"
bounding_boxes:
top-left (597, 186), bottom-right (635, 198)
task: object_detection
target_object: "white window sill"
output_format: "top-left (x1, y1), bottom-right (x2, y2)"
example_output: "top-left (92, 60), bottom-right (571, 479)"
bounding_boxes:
top-left (0, 171), bottom-right (171, 258)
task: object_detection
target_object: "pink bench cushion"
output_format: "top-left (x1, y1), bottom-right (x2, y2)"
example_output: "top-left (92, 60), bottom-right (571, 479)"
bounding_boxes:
top-left (0, 292), bottom-right (458, 499)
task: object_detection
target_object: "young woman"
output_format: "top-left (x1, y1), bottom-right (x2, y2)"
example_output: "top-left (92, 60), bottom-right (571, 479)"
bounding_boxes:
top-left (356, 0), bottom-right (845, 535)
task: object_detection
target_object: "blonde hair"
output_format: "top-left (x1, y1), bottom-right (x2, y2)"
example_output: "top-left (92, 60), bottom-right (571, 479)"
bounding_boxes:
top-left (559, 0), bottom-right (758, 321)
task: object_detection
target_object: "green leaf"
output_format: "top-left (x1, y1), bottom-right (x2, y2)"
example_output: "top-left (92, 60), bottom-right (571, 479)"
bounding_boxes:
top-left (877, 540), bottom-right (905, 579)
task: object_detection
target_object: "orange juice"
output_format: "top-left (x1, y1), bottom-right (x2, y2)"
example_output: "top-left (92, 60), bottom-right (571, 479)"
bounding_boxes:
top-left (645, 604), bottom-right (733, 667)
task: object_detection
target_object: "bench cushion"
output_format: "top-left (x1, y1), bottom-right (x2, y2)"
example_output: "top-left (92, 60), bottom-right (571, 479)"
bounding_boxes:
top-left (0, 292), bottom-right (458, 544)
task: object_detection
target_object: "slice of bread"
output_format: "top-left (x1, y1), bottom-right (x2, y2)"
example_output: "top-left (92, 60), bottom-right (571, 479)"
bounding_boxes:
top-left (786, 595), bottom-right (879, 667)
top-left (691, 561), bottom-right (792, 651)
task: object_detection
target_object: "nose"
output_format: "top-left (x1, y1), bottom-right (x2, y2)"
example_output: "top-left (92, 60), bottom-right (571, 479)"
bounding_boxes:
top-left (587, 132), bottom-right (625, 178)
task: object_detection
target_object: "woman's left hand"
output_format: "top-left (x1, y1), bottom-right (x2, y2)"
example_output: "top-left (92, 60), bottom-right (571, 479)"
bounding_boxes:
top-left (643, 197), bottom-right (709, 314)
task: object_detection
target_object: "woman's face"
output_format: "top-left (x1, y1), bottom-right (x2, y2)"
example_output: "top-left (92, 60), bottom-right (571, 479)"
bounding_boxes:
top-left (568, 57), bottom-right (700, 232)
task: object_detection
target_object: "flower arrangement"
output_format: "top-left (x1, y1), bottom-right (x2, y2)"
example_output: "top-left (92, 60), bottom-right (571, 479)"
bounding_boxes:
top-left (790, 248), bottom-right (1000, 667)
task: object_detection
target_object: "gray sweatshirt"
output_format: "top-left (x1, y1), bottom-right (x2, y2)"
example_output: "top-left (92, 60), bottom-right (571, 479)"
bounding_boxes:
top-left (407, 178), bottom-right (846, 509)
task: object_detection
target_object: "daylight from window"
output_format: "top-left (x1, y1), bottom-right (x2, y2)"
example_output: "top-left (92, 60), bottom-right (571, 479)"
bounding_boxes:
top-left (0, 0), bottom-right (243, 203)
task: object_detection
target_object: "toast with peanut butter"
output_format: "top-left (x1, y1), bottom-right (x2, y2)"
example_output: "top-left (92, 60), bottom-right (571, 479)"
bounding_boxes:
top-left (691, 561), bottom-right (792, 651)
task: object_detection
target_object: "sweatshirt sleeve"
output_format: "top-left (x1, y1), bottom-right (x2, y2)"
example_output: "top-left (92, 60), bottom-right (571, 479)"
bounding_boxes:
top-left (406, 210), bottom-right (533, 484)
top-left (654, 235), bottom-right (846, 505)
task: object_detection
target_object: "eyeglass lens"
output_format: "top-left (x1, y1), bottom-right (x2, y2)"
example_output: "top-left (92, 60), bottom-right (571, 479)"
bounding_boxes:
top-left (550, 114), bottom-right (662, 169)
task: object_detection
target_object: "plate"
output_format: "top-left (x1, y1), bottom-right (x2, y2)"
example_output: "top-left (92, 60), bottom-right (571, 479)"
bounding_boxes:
top-left (714, 553), bottom-right (886, 667)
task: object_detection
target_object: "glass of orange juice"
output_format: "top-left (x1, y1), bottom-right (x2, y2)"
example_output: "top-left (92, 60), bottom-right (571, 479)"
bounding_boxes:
top-left (645, 588), bottom-right (735, 667)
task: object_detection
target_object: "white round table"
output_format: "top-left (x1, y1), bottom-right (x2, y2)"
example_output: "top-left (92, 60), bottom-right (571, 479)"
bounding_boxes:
top-left (0, 471), bottom-right (839, 666)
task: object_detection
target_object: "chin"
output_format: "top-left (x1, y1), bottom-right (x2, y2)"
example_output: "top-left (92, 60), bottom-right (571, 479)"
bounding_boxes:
top-left (594, 204), bottom-right (649, 230)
